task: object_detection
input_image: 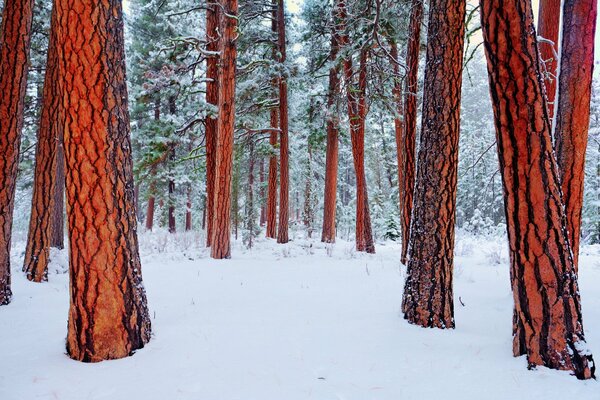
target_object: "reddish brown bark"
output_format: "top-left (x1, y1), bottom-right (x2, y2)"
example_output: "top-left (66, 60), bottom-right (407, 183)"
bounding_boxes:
top-left (480, 0), bottom-right (594, 379)
top-left (210, 0), bottom-right (238, 259)
top-left (277, 0), bottom-right (290, 244)
top-left (185, 186), bottom-right (192, 231)
top-left (321, 16), bottom-right (341, 244)
top-left (51, 134), bottom-right (65, 249)
top-left (389, 38), bottom-right (403, 230)
top-left (400, 0), bottom-right (423, 264)
top-left (23, 5), bottom-right (61, 282)
top-left (266, 6), bottom-right (279, 240)
top-left (554, 0), bottom-right (597, 270)
top-left (537, 0), bottom-right (561, 120)
top-left (0, 0), bottom-right (34, 305)
top-left (402, 0), bottom-right (465, 329)
top-left (205, 1), bottom-right (220, 247)
top-left (145, 194), bottom-right (156, 231)
top-left (55, 0), bottom-right (151, 361)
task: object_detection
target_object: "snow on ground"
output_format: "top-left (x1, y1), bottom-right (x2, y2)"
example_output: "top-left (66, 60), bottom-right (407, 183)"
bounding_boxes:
top-left (1, 233), bottom-right (599, 400)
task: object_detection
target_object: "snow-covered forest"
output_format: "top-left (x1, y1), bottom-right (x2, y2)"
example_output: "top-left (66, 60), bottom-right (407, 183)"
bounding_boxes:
top-left (1, 0), bottom-right (600, 398)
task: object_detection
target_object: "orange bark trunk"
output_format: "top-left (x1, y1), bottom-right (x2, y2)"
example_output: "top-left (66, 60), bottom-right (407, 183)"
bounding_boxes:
top-left (210, 0), bottom-right (238, 259)
top-left (277, 0), bottom-right (290, 244)
top-left (205, 2), bottom-right (220, 247)
top-left (0, 0), bottom-right (34, 305)
top-left (23, 5), bottom-right (61, 282)
top-left (400, 0), bottom-right (424, 264)
top-left (402, 0), bottom-right (465, 329)
top-left (480, 0), bottom-right (594, 379)
top-left (55, 0), bottom-right (151, 361)
top-left (266, 7), bottom-right (279, 240)
top-left (554, 0), bottom-right (597, 270)
top-left (537, 0), bottom-right (561, 120)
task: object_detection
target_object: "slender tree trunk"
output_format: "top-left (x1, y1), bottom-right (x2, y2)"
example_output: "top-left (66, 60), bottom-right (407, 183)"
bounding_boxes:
top-left (554, 0), bottom-right (597, 270)
top-left (55, 0), bottom-right (151, 361)
top-left (205, 1), bottom-right (220, 247)
top-left (259, 159), bottom-right (266, 226)
top-left (185, 186), bottom-right (192, 231)
top-left (145, 99), bottom-right (160, 232)
top-left (321, 25), bottom-right (340, 244)
top-left (400, 0), bottom-right (424, 264)
top-left (0, 0), bottom-right (34, 305)
top-left (247, 140), bottom-right (256, 247)
top-left (480, 0), bottom-right (594, 379)
top-left (277, 0), bottom-right (290, 244)
top-left (23, 5), bottom-right (61, 282)
top-left (210, 0), bottom-right (238, 259)
top-left (266, 4), bottom-right (279, 240)
top-left (402, 0), bottom-right (465, 329)
top-left (389, 37), bottom-right (404, 222)
top-left (537, 0), bottom-right (561, 121)
top-left (168, 97), bottom-right (176, 234)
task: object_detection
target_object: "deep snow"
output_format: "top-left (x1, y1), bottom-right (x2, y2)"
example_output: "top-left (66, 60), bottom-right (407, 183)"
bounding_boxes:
top-left (1, 233), bottom-right (599, 400)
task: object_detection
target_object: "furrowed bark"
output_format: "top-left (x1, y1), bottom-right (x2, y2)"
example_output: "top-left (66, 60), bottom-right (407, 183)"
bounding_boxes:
top-left (400, 0), bottom-right (424, 265)
top-left (56, 0), bottom-right (151, 362)
top-left (210, 0), bottom-right (238, 259)
top-left (402, 0), bottom-right (465, 329)
top-left (266, 4), bottom-right (279, 240)
top-left (205, 1), bottom-right (220, 247)
top-left (51, 134), bottom-right (65, 249)
top-left (23, 5), bottom-right (61, 282)
top-left (321, 19), bottom-right (341, 244)
top-left (0, 0), bottom-right (35, 305)
top-left (554, 0), bottom-right (597, 270)
top-left (537, 0), bottom-right (560, 120)
top-left (480, 0), bottom-right (595, 379)
top-left (277, 0), bottom-right (290, 244)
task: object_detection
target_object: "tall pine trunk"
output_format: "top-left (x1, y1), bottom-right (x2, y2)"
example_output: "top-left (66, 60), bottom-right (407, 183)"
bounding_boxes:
top-left (56, 0), bottom-right (151, 361)
top-left (205, 2), bottom-right (220, 247)
top-left (23, 5), bottom-right (61, 282)
top-left (554, 0), bottom-right (597, 270)
top-left (537, 0), bottom-right (560, 120)
top-left (277, 0), bottom-right (290, 244)
top-left (480, 0), bottom-right (594, 379)
top-left (400, 0), bottom-right (424, 264)
top-left (210, 0), bottom-right (238, 259)
top-left (402, 0), bottom-right (465, 329)
top-left (321, 22), bottom-right (340, 244)
top-left (0, 0), bottom-right (34, 305)
top-left (266, 5), bottom-right (279, 240)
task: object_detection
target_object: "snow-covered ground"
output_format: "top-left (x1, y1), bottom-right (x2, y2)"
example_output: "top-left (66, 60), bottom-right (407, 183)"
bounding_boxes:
top-left (1, 233), bottom-right (599, 399)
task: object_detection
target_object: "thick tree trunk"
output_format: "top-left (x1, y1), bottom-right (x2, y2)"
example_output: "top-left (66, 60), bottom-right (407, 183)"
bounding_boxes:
top-left (0, 0), bottom-right (34, 305)
top-left (537, 0), bottom-right (561, 120)
top-left (55, 0), bottom-right (151, 362)
top-left (210, 0), bottom-right (238, 259)
top-left (321, 26), bottom-right (340, 244)
top-left (554, 0), bottom-right (597, 270)
top-left (400, 0), bottom-right (424, 264)
top-left (402, 0), bottom-right (465, 329)
top-left (23, 5), bottom-right (61, 282)
top-left (205, 1), bottom-right (220, 247)
top-left (277, 0), bottom-right (290, 244)
top-left (480, 0), bottom-right (595, 379)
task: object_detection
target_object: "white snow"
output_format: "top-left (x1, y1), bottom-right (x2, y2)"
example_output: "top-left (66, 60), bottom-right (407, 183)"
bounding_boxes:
top-left (1, 234), bottom-right (599, 399)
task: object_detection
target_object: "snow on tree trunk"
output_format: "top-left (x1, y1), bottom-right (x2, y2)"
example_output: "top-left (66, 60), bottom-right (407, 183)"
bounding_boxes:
top-left (277, 0), bottom-right (290, 244)
top-left (537, 0), bottom-right (560, 121)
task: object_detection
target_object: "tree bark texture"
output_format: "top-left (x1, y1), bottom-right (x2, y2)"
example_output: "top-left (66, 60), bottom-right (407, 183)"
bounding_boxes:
top-left (205, 1), bottom-right (220, 247)
top-left (554, 0), bottom-right (597, 270)
top-left (402, 0), bottom-right (465, 329)
top-left (480, 0), bottom-right (595, 379)
top-left (23, 5), bottom-right (61, 283)
top-left (0, 0), bottom-right (34, 305)
top-left (277, 0), bottom-right (290, 244)
top-left (266, 7), bottom-right (279, 240)
top-left (210, 0), bottom-right (238, 259)
top-left (400, 0), bottom-right (424, 265)
top-left (537, 0), bottom-right (561, 120)
top-left (55, 0), bottom-right (151, 362)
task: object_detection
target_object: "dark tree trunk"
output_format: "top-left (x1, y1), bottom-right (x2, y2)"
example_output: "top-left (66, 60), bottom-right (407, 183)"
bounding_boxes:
top-left (259, 159), bottom-right (266, 227)
top-left (24, 5), bottom-right (61, 282)
top-left (480, 0), bottom-right (595, 379)
top-left (400, 0), bottom-right (424, 264)
top-left (0, 0), bottom-right (34, 305)
top-left (55, 0), bottom-right (151, 361)
top-left (168, 97), bottom-right (176, 234)
top-left (554, 0), bottom-right (597, 270)
top-left (402, 0), bottom-right (465, 329)
top-left (210, 0), bottom-right (238, 259)
top-left (277, 0), bottom-right (290, 244)
top-left (51, 133), bottom-right (65, 249)
top-left (205, 1), bottom-right (220, 247)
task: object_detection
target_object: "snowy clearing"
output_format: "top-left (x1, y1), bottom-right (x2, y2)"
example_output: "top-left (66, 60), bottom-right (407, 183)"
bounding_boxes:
top-left (1, 234), bottom-right (599, 400)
